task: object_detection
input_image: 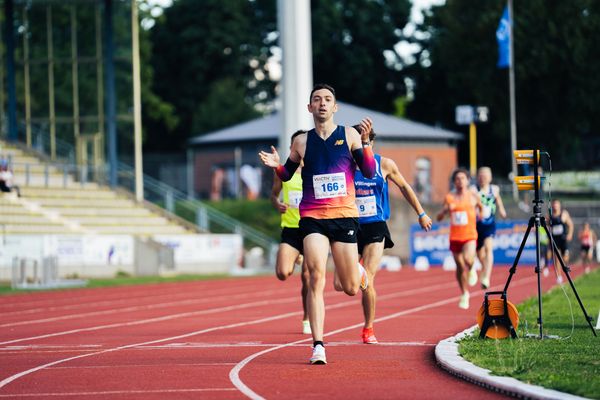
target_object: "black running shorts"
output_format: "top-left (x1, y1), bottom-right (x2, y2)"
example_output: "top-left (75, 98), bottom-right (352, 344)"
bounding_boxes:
top-left (299, 217), bottom-right (358, 243)
top-left (280, 227), bottom-right (303, 254)
top-left (357, 221), bottom-right (394, 255)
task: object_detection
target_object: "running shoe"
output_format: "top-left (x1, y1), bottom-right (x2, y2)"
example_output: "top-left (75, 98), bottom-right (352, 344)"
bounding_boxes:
top-left (480, 276), bottom-right (490, 289)
top-left (362, 327), bottom-right (378, 344)
top-left (358, 263), bottom-right (369, 291)
top-left (543, 267), bottom-right (549, 277)
top-left (468, 268), bottom-right (478, 287)
top-left (458, 292), bottom-right (470, 309)
top-left (302, 320), bottom-right (312, 335)
top-left (310, 344), bottom-right (327, 364)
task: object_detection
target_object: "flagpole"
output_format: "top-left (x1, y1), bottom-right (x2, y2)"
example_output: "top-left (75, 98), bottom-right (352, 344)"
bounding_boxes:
top-left (508, 0), bottom-right (518, 202)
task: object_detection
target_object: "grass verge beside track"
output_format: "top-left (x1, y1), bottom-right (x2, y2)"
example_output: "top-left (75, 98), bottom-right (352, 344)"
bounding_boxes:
top-left (0, 273), bottom-right (230, 296)
top-left (459, 268), bottom-right (600, 399)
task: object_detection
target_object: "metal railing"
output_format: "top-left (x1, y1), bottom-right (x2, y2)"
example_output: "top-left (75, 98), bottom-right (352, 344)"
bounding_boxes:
top-left (5, 131), bottom-right (277, 260)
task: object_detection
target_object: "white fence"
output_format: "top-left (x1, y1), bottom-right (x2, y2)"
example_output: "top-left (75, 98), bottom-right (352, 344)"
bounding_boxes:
top-left (0, 233), bottom-right (243, 280)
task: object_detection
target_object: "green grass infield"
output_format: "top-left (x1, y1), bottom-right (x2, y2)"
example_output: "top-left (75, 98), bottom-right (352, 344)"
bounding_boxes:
top-left (459, 268), bottom-right (600, 399)
top-left (0, 273), bottom-right (233, 296)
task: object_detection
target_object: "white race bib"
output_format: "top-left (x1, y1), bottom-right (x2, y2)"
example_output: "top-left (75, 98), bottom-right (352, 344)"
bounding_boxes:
top-left (313, 172), bottom-right (347, 199)
top-left (356, 196), bottom-right (377, 217)
top-left (288, 190), bottom-right (302, 208)
top-left (451, 211), bottom-right (468, 226)
top-left (482, 205), bottom-right (492, 219)
top-left (552, 224), bottom-right (564, 236)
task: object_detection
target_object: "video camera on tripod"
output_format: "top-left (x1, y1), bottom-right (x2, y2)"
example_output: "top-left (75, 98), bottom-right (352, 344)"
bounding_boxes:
top-left (477, 149), bottom-right (597, 339)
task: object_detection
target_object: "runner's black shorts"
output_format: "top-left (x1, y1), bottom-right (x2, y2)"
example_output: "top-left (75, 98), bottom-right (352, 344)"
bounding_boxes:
top-left (357, 221), bottom-right (394, 255)
top-left (299, 217), bottom-right (358, 243)
top-left (553, 237), bottom-right (569, 255)
top-left (476, 222), bottom-right (496, 250)
top-left (280, 227), bottom-right (303, 254)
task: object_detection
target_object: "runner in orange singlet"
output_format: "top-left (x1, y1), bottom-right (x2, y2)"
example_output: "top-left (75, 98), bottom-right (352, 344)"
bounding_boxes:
top-left (436, 168), bottom-right (482, 309)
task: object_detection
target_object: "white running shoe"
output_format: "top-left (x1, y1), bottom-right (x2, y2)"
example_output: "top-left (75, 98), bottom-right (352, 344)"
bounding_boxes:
top-left (543, 268), bottom-right (549, 277)
top-left (302, 320), bottom-right (312, 335)
top-left (458, 292), bottom-right (470, 309)
top-left (480, 276), bottom-right (490, 289)
top-left (468, 268), bottom-right (478, 287)
top-left (310, 344), bottom-right (327, 365)
top-left (358, 263), bottom-right (369, 291)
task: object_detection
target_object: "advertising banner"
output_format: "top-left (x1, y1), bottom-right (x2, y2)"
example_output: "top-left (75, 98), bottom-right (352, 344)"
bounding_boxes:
top-left (410, 220), bottom-right (538, 267)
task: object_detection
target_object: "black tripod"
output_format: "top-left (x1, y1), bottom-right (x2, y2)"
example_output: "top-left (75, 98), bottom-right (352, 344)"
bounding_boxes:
top-left (501, 149), bottom-right (596, 339)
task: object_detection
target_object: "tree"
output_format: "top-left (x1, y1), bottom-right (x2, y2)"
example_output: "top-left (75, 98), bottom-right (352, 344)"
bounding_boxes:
top-left (406, 0), bottom-right (600, 173)
top-left (147, 0), bottom-right (273, 151)
top-left (311, 0), bottom-right (412, 112)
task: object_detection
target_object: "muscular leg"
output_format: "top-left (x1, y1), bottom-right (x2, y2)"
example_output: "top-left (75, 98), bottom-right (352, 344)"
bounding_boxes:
top-left (330, 241), bottom-right (361, 296)
top-left (275, 243), bottom-right (301, 281)
top-left (303, 233), bottom-right (330, 342)
top-left (361, 241), bottom-right (384, 329)
top-left (463, 241), bottom-right (477, 272)
top-left (453, 252), bottom-right (468, 294)
top-left (300, 258), bottom-right (310, 321)
top-left (478, 237), bottom-right (494, 284)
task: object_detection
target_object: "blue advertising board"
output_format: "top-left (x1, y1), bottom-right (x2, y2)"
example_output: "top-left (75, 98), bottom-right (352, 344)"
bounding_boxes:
top-left (410, 220), bottom-right (538, 266)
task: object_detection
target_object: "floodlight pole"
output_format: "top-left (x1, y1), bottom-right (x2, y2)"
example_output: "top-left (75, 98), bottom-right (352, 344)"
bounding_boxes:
top-left (3, 0), bottom-right (18, 142)
top-left (277, 0), bottom-right (313, 159)
top-left (131, 0), bottom-right (144, 202)
top-left (508, 0), bottom-right (518, 202)
top-left (103, 0), bottom-right (118, 188)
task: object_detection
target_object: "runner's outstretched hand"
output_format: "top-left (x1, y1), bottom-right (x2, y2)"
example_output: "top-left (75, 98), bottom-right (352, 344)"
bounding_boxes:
top-left (259, 146), bottom-right (281, 168)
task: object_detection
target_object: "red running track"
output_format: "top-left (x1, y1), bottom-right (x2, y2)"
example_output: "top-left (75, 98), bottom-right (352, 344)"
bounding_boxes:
top-left (0, 265), bottom-right (588, 399)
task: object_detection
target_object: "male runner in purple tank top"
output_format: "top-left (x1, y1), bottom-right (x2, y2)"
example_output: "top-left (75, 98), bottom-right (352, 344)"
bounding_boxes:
top-left (259, 83), bottom-right (376, 364)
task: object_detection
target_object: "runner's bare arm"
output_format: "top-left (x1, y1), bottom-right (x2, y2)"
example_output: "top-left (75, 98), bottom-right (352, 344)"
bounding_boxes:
top-left (473, 192), bottom-right (484, 215)
top-left (382, 157), bottom-right (432, 231)
top-left (564, 210), bottom-right (574, 241)
top-left (270, 173), bottom-right (287, 214)
top-left (493, 185), bottom-right (507, 218)
top-left (258, 138), bottom-right (303, 181)
top-left (347, 119), bottom-right (375, 178)
top-left (436, 198), bottom-right (450, 222)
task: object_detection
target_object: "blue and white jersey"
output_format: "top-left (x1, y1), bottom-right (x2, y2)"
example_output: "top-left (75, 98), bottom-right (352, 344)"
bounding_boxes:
top-left (354, 154), bottom-right (390, 224)
top-left (477, 185), bottom-right (497, 226)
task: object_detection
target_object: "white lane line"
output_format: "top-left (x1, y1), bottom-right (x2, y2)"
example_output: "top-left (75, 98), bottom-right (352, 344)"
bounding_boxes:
top-left (0, 287), bottom-right (291, 328)
top-left (0, 296), bottom-right (298, 346)
top-left (48, 363), bottom-right (237, 369)
top-left (0, 388), bottom-right (237, 397)
top-left (0, 310), bottom-right (303, 390)
top-left (0, 279), bottom-right (272, 316)
top-left (1, 276), bottom-right (452, 346)
top-left (135, 341), bottom-right (434, 349)
top-left (0, 279), bottom-right (457, 390)
top-left (228, 276), bottom-right (538, 400)
top-left (0, 272), bottom-right (442, 318)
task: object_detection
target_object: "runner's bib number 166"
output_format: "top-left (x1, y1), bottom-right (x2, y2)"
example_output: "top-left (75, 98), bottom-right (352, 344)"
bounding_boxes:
top-left (313, 172), bottom-right (347, 199)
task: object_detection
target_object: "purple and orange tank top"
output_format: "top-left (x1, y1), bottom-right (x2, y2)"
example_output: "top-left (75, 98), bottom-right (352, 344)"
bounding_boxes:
top-left (300, 126), bottom-right (358, 219)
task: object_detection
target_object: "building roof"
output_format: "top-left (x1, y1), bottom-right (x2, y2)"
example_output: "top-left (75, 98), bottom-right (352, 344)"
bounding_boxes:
top-left (189, 101), bottom-right (462, 145)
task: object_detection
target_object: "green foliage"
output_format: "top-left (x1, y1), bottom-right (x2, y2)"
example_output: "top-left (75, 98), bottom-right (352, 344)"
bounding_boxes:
top-left (147, 0), bottom-right (273, 150)
top-left (459, 269), bottom-right (600, 398)
top-left (191, 78), bottom-right (259, 134)
top-left (311, 0), bottom-right (412, 112)
top-left (393, 96), bottom-right (408, 118)
top-left (205, 199), bottom-right (281, 240)
top-left (146, 0), bottom-right (413, 150)
top-left (407, 0), bottom-right (600, 173)
top-left (171, 198), bottom-right (281, 240)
